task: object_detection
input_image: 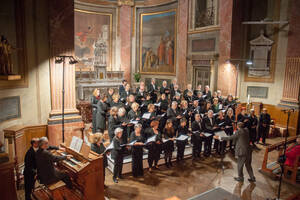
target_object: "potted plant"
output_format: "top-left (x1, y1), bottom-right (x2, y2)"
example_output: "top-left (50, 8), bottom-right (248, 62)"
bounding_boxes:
top-left (134, 72), bottom-right (141, 82)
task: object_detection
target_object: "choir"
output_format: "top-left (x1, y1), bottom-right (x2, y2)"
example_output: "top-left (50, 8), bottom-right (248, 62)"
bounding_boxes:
top-left (90, 79), bottom-right (270, 183)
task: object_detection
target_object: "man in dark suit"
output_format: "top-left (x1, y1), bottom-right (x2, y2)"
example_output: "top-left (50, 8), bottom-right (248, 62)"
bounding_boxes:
top-left (23, 138), bottom-right (39, 200)
top-left (191, 114), bottom-right (204, 159)
top-left (215, 122), bottom-right (256, 182)
top-left (203, 110), bottom-right (217, 156)
top-left (36, 137), bottom-right (73, 188)
top-left (119, 79), bottom-right (127, 96)
top-left (148, 78), bottom-right (158, 102)
top-left (170, 84), bottom-right (181, 101)
top-left (167, 101), bottom-right (181, 132)
top-left (120, 83), bottom-right (131, 103)
top-left (258, 108), bottom-right (271, 145)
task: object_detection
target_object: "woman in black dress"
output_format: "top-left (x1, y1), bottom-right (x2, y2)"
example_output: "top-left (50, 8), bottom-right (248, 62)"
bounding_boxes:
top-left (224, 108), bottom-right (235, 151)
top-left (111, 128), bottom-right (125, 183)
top-left (96, 94), bottom-right (108, 133)
top-left (90, 133), bottom-right (108, 187)
top-left (163, 119), bottom-right (175, 167)
top-left (91, 88), bottom-right (100, 133)
top-left (130, 123), bottom-right (145, 177)
top-left (215, 110), bottom-right (226, 155)
top-left (145, 120), bottom-right (162, 171)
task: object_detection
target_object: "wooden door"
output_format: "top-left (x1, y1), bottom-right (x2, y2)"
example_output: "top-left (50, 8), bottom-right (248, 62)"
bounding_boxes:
top-left (193, 66), bottom-right (210, 89)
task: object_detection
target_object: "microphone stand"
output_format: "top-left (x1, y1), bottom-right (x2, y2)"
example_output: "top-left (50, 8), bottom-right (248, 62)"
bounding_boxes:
top-left (268, 109), bottom-right (294, 200)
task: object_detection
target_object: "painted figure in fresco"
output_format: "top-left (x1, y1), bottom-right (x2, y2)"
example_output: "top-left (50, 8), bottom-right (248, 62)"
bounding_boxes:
top-left (75, 26), bottom-right (93, 45)
top-left (157, 36), bottom-right (166, 65)
top-left (166, 37), bottom-right (174, 66)
top-left (0, 35), bottom-right (14, 75)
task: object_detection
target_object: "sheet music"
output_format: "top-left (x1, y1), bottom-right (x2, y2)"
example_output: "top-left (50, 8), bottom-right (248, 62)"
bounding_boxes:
top-left (203, 133), bottom-right (212, 137)
top-left (104, 142), bottom-right (114, 152)
top-left (154, 102), bottom-right (161, 107)
top-left (218, 122), bottom-right (225, 127)
top-left (176, 135), bottom-right (189, 141)
top-left (202, 95), bottom-right (207, 98)
top-left (219, 104), bottom-right (223, 109)
top-left (215, 131), bottom-right (227, 138)
top-left (129, 120), bottom-right (139, 125)
top-left (127, 140), bottom-right (137, 146)
top-left (142, 112), bottom-right (151, 119)
top-left (69, 136), bottom-right (83, 153)
top-left (145, 135), bottom-right (156, 144)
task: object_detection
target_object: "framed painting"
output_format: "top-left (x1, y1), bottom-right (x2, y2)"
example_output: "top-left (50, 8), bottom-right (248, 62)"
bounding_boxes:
top-left (74, 9), bottom-right (112, 71)
top-left (139, 9), bottom-right (177, 75)
top-left (0, 0), bottom-right (28, 89)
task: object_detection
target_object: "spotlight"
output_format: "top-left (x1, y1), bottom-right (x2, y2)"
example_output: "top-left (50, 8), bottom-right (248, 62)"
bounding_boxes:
top-left (55, 57), bottom-right (63, 64)
top-left (69, 57), bottom-right (78, 65)
top-left (246, 60), bottom-right (253, 65)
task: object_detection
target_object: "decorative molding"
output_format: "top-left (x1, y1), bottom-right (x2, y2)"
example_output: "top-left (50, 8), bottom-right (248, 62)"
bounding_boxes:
top-left (118, 0), bottom-right (135, 6)
top-left (188, 25), bottom-right (220, 34)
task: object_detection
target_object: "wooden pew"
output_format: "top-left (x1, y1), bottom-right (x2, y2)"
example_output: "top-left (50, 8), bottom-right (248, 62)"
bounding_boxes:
top-left (260, 136), bottom-right (299, 186)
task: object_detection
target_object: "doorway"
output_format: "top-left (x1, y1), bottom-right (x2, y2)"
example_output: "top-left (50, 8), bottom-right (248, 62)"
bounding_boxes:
top-left (193, 66), bottom-right (211, 89)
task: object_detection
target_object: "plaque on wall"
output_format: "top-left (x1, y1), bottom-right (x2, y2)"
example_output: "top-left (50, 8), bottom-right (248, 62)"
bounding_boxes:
top-left (192, 38), bottom-right (215, 52)
top-left (0, 96), bottom-right (21, 122)
top-left (247, 86), bottom-right (268, 99)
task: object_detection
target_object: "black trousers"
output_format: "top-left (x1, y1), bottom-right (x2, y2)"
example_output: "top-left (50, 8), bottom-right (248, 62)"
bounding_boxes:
top-left (192, 135), bottom-right (203, 158)
top-left (225, 128), bottom-right (234, 150)
top-left (176, 141), bottom-right (186, 161)
top-left (258, 126), bottom-right (269, 144)
top-left (204, 136), bottom-right (213, 155)
top-left (148, 144), bottom-right (161, 168)
top-left (24, 172), bottom-right (35, 200)
top-left (55, 171), bottom-right (73, 189)
top-left (249, 128), bottom-right (257, 144)
top-left (113, 154), bottom-right (124, 179)
top-left (132, 147), bottom-right (144, 177)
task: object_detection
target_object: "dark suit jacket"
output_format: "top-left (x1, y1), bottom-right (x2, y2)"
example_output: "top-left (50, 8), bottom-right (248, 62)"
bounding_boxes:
top-left (221, 128), bottom-right (251, 157)
top-left (111, 136), bottom-right (123, 160)
top-left (119, 85), bottom-right (125, 96)
top-left (91, 143), bottom-right (108, 167)
top-left (23, 147), bottom-right (37, 175)
top-left (148, 84), bottom-right (157, 95)
top-left (167, 108), bottom-right (179, 128)
top-left (36, 148), bottom-right (67, 185)
top-left (203, 116), bottom-right (216, 133)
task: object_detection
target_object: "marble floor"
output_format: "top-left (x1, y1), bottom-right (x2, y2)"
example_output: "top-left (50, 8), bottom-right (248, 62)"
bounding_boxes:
top-left (103, 137), bottom-right (300, 200)
top-left (17, 137), bottom-right (300, 200)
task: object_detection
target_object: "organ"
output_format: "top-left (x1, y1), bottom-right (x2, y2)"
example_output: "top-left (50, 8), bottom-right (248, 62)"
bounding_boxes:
top-left (33, 137), bottom-right (104, 200)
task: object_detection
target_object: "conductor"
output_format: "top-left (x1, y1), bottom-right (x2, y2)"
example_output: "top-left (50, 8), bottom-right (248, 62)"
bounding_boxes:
top-left (214, 122), bottom-right (256, 182)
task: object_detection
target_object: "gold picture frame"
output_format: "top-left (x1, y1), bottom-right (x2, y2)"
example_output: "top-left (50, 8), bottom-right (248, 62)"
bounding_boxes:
top-left (139, 9), bottom-right (177, 75)
top-left (74, 9), bottom-right (113, 71)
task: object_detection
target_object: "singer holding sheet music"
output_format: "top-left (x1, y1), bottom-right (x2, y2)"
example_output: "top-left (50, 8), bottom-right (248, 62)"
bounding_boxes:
top-left (203, 110), bottom-right (217, 156)
top-left (224, 108), bottom-right (235, 151)
top-left (176, 118), bottom-right (189, 162)
top-left (191, 114), bottom-right (204, 159)
top-left (130, 124), bottom-right (145, 177)
top-left (145, 120), bottom-right (162, 171)
top-left (163, 119), bottom-right (176, 167)
top-left (112, 128), bottom-right (125, 183)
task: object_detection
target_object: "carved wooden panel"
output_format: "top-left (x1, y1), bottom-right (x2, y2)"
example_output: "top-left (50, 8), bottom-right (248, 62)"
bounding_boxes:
top-left (282, 57), bottom-right (300, 103)
top-left (191, 38), bottom-right (215, 52)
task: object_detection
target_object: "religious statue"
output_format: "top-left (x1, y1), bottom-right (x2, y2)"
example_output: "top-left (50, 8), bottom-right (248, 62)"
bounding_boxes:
top-left (0, 35), bottom-right (15, 75)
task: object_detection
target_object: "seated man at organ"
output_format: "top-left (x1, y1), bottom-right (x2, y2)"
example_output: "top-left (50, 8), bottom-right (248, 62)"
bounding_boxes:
top-left (35, 137), bottom-right (73, 189)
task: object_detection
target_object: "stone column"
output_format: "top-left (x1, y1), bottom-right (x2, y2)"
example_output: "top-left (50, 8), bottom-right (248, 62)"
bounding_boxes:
top-left (47, 0), bottom-right (83, 146)
top-left (218, 0), bottom-right (245, 97)
top-left (177, 0), bottom-right (188, 88)
top-left (119, 1), bottom-right (133, 83)
top-left (279, 0), bottom-right (300, 109)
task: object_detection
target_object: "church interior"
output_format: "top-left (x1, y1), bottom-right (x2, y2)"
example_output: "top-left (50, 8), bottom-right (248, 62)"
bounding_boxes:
top-left (0, 0), bottom-right (300, 200)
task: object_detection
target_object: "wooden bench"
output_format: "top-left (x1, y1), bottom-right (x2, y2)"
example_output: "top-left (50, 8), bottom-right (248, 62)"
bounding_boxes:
top-left (283, 154), bottom-right (300, 185)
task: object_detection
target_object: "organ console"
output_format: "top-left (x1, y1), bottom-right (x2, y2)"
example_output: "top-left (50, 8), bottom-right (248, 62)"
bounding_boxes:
top-left (33, 137), bottom-right (104, 200)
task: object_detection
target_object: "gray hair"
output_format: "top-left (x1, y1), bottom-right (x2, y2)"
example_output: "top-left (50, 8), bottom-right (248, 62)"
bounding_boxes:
top-left (38, 137), bottom-right (48, 148)
top-left (118, 107), bottom-right (126, 116)
top-left (114, 127), bottom-right (123, 135)
top-left (208, 110), bottom-right (214, 114)
top-left (134, 123), bottom-right (142, 129)
top-left (171, 101), bottom-right (178, 106)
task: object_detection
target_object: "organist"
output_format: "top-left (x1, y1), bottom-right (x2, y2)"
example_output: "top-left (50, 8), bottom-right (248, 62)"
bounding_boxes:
top-left (36, 137), bottom-right (73, 189)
